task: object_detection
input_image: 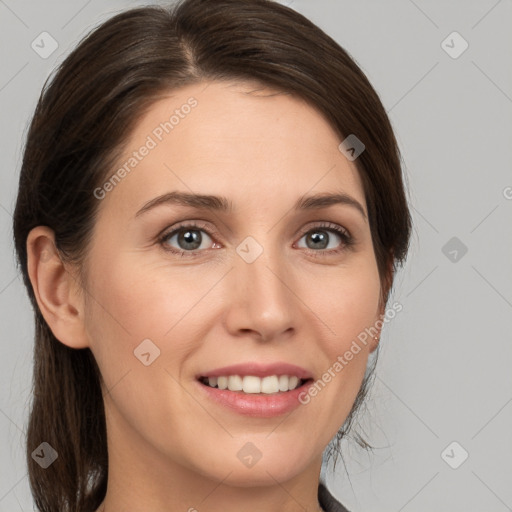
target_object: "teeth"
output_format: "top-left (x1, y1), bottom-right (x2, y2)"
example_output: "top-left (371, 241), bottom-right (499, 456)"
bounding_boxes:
top-left (203, 374), bottom-right (304, 393)
top-left (261, 375), bottom-right (279, 394)
top-left (289, 376), bottom-right (299, 390)
top-left (228, 375), bottom-right (243, 391)
top-left (243, 376), bottom-right (261, 393)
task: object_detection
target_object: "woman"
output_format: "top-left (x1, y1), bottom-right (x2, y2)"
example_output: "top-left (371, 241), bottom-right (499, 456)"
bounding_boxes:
top-left (12, 0), bottom-right (411, 510)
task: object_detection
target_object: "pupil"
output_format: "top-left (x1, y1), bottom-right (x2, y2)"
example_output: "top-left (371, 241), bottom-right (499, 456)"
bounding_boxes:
top-left (179, 229), bottom-right (201, 250)
top-left (308, 231), bottom-right (327, 249)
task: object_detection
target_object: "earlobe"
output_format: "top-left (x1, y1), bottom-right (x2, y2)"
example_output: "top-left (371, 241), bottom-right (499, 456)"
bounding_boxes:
top-left (26, 226), bottom-right (90, 349)
top-left (369, 311), bottom-right (384, 354)
top-left (369, 297), bottom-right (388, 354)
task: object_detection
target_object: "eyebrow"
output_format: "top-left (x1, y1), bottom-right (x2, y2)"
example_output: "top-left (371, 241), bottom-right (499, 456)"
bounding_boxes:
top-left (135, 191), bottom-right (367, 221)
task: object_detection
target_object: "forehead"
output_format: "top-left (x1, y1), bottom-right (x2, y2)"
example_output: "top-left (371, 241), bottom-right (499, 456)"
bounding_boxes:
top-left (97, 79), bottom-right (365, 218)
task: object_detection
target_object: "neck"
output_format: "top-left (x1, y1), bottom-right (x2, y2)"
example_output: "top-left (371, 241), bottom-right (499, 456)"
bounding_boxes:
top-left (96, 403), bottom-right (325, 512)
top-left (98, 459), bottom-right (324, 512)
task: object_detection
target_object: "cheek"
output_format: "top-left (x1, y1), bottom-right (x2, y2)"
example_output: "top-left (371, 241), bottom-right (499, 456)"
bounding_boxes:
top-left (82, 254), bottom-right (168, 379)
top-left (317, 257), bottom-right (381, 352)
top-left (83, 251), bottom-right (216, 385)
top-left (86, 253), bottom-right (184, 336)
top-left (298, 257), bottom-right (381, 425)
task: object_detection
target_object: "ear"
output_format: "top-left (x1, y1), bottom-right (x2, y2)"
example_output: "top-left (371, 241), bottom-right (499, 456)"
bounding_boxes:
top-left (369, 253), bottom-right (395, 354)
top-left (26, 226), bottom-right (90, 349)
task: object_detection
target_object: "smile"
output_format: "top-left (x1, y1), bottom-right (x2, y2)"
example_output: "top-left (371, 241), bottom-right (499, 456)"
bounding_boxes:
top-left (198, 374), bottom-right (307, 394)
top-left (196, 375), bottom-right (314, 418)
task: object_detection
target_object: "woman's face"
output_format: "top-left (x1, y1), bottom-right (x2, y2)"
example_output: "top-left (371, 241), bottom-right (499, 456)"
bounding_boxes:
top-left (82, 80), bottom-right (382, 486)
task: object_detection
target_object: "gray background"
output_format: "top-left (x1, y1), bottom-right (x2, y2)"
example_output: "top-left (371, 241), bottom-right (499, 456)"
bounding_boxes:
top-left (1, 0), bottom-right (511, 510)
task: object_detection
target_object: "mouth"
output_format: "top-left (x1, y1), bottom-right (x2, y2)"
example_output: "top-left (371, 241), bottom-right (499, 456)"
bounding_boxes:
top-left (197, 375), bottom-right (313, 394)
top-left (196, 374), bottom-right (314, 417)
top-left (194, 362), bottom-right (315, 416)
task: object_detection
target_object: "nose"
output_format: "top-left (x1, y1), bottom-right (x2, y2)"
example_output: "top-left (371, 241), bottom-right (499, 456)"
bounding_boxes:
top-left (223, 241), bottom-right (298, 342)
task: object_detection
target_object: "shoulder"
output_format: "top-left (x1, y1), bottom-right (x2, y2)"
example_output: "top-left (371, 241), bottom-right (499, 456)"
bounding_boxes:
top-left (318, 482), bottom-right (351, 512)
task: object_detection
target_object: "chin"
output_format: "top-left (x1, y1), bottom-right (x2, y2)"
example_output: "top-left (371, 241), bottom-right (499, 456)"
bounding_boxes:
top-left (194, 446), bottom-right (313, 487)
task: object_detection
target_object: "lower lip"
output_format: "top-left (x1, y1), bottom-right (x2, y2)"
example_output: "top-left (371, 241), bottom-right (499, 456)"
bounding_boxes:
top-left (196, 379), bottom-right (313, 418)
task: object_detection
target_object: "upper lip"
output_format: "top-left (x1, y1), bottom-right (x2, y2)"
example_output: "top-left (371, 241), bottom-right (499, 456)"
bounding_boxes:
top-left (196, 362), bottom-right (313, 380)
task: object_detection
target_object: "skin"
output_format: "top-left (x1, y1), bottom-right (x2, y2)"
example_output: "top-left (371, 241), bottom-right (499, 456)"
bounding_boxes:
top-left (27, 80), bottom-right (385, 512)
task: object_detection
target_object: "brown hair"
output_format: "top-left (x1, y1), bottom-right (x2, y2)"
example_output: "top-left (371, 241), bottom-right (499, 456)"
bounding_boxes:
top-left (12, 0), bottom-right (411, 510)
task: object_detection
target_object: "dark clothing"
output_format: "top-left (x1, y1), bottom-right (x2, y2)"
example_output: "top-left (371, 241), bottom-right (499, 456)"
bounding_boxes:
top-left (318, 482), bottom-right (350, 512)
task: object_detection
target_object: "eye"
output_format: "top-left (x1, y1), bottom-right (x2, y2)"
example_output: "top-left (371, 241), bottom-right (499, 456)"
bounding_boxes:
top-left (157, 221), bottom-right (353, 258)
top-left (295, 223), bottom-right (353, 256)
top-left (158, 222), bottom-right (218, 256)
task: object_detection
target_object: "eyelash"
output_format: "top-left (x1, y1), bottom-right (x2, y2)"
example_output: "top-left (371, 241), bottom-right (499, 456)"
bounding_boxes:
top-left (157, 221), bottom-right (354, 258)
